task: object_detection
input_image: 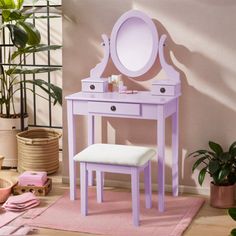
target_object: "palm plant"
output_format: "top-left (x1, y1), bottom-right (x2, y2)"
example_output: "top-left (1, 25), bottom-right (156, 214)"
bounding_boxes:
top-left (0, 0), bottom-right (62, 121)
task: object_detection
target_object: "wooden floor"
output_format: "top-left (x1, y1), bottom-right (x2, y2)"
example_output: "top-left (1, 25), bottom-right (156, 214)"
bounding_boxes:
top-left (0, 168), bottom-right (234, 236)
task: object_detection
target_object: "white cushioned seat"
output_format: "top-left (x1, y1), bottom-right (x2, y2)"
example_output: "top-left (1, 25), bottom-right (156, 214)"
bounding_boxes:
top-left (74, 144), bottom-right (156, 167)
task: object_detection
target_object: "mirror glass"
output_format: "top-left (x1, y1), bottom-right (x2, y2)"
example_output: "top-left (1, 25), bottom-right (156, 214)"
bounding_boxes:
top-left (116, 18), bottom-right (153, 71)
top-left (110, 11), bottom-right (158, 77)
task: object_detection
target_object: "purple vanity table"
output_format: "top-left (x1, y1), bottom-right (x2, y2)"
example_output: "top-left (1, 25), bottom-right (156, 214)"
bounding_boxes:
top-left (66, 10), bottom-right (181, 212)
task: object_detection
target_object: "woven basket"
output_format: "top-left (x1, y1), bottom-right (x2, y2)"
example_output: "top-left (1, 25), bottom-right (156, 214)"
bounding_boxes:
top-left (0, 178), bottom-right (13, 203)
top-left (17, 129), bottom-right (61, 174)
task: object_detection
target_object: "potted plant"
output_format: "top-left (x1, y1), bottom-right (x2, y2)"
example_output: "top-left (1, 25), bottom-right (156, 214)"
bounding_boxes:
top-left (188, 141), bottom-right (236, 208)
top-left (0, 0), bottom-right (62, 167)
top-left (228, 208), bottom-right (236, 236)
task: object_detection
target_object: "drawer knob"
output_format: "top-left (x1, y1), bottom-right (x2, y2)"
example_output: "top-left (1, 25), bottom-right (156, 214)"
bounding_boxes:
top-left (160, 87), bottom-right (166, 93)
top-left (110, 105), bottom-right (116, 111)
top-left (90, 84), bottom-right (95, 90)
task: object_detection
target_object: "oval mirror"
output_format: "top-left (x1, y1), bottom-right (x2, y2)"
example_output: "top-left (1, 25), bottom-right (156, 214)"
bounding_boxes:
top-left (110, 10), bottom-right (159, 77)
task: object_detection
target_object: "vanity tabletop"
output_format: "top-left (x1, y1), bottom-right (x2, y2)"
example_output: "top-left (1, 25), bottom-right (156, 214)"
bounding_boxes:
top-left (65, 91), bottom-right (179, 105)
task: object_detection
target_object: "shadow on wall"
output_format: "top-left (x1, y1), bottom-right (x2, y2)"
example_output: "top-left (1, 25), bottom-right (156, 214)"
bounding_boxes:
top-left (100, 10), bottom-right (236, 188)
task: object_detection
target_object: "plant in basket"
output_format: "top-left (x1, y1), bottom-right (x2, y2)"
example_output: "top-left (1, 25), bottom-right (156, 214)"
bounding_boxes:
top-left (0, 0), bottom-right (62, 167)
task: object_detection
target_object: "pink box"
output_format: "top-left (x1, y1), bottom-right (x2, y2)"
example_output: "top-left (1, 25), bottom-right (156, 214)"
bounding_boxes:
top-left (18, 171), bottom-right (47, 187)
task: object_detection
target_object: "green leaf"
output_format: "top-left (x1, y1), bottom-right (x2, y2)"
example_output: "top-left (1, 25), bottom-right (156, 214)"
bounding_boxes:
top-left (208, 160), bottom-right (220, 174)
top-left (0, 0), bottom-right (16, 9)
top-left (51, 84), bottom-right (62, 105)
top-left (11, 44), bottom-right (62, 60)
top-left (212, 174), bottom-right (220, 185)
top-left (18, 21), bottom-right (41, 46)
top-left (198, 167), bottom-right (207, 186)
top-left (187, 150), bottom-right (209, 158)
top-left (229, 208), bottom-right (236, 221)
top-left (2, 9), bottom-right (11, 21)
top-left (6, 67), bottom-right (60, 75)
top-left (209, 141), bottom-right (223, 155)
top-left (24, 79), bottom-right (62, 106)
top-left (2, 9), bottom-right (28, 22)
top-left (231, 148), bottom-right (236, 157)
top-left (0, 97), bottom-right (6, 105)
top-left (218, 168), bottom-right (230, 182)
top-left (6, 24), bottom-right (28, 48)
top-left (231, 228), bottom-right (236, 236)
top-left (191, 156), bottom-right (209, 173)
top-left (219, 152), bottom-right (231, 162)
top-left (16, 0), bottom-right (23, 9)
top-left (229, 141), bottom-right (236, 153)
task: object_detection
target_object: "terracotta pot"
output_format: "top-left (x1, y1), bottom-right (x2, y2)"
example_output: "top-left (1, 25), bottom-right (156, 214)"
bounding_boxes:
top-left (210, 182), bottom-right (235, 208)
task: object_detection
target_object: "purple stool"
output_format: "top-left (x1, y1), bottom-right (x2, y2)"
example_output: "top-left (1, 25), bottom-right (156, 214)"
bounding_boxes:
top-left (74, 144), bottom-right (156, 226)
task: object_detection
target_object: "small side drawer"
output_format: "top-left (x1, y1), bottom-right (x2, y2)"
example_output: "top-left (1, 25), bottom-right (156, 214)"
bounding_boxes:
top-left (151, 83), bottom-right (181, 96)
top-left (81, 78), bottom-right (108, 93)
top-left (88, 102), bottom-right (140, 116)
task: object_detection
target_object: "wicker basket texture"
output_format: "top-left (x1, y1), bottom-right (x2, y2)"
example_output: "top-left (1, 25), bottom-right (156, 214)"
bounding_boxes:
top-left (17, 129), bottom-right (61, 174)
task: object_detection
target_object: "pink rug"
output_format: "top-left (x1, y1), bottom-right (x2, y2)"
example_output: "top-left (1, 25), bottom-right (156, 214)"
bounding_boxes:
top-left (27, 189), bottom-right (204, 236)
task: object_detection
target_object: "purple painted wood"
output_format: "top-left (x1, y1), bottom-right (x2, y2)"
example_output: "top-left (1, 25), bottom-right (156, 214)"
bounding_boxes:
top-left (159, 34), bottom-right (180, 83)
top-left (144, 161), bottom-right (152, 209)
top-left (66, 9), bottom-right (181, 213)
top-left (110, 10), bottom-right (158, 77)
top-left (67, 100), bottom-right (77, 200)
top-left (66, 92), bottom-right (180, 212)
top-left (86, 163), bottom-right (131, 174)
top-left (90, 34), bottom-right (110, 79)
top-left (131, 167), bottom-right (140, 226)
top-left (79, 161), bottom-right (151, 226)
top-left (66, 91), bottom-right (177, 105)
top-left (88, 101), bottom-right (140, 116)
top-left (82, 79), bottom-right (108, 93)
top-left (172, 99), bottom-right (179, 197)
top-left (88, 114), bottom-right (94, 186)
top-left (157, 105), bottom-right (165, 212)
top-left (96, 171), bottom-right (103, 203)
top-left (80, 162), bottom-right (88, 216)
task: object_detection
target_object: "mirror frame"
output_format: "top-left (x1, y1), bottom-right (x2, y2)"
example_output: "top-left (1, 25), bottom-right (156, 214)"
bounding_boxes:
top-left (110, 10), bottom-right (159, 77)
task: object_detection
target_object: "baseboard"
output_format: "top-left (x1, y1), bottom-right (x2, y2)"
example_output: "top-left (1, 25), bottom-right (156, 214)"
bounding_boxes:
top-left (62, 176), bottom-right (210, 196)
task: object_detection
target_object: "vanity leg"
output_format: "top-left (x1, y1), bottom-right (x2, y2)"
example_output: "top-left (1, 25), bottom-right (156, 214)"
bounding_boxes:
top-left (88, 115), bottom-right (95, 186)
top-left (172, 100), bottom-right (179, 197)
top-left (67, 100), bottom-right (77, 200)
top-left (157, 105), bottom-right (165, 212)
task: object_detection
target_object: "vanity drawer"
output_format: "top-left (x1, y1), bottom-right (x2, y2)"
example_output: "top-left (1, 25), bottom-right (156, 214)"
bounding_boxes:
top-left (81, 78), bottom-right (108, 93)
top-left (88, 102), bottom-right (140, 116)
top-left (151, 83), bottom-right (181, 96)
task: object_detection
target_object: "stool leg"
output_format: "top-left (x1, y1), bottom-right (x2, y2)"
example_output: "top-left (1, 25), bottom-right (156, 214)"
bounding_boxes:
top-left (131, 167), bottom-right (140, 226)
top-left (96, 171), bottom-right (104, 203)
top-left (144, 161), bottom-right (152, 209)
top-left (80, 162), bottom-right (88, 216)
